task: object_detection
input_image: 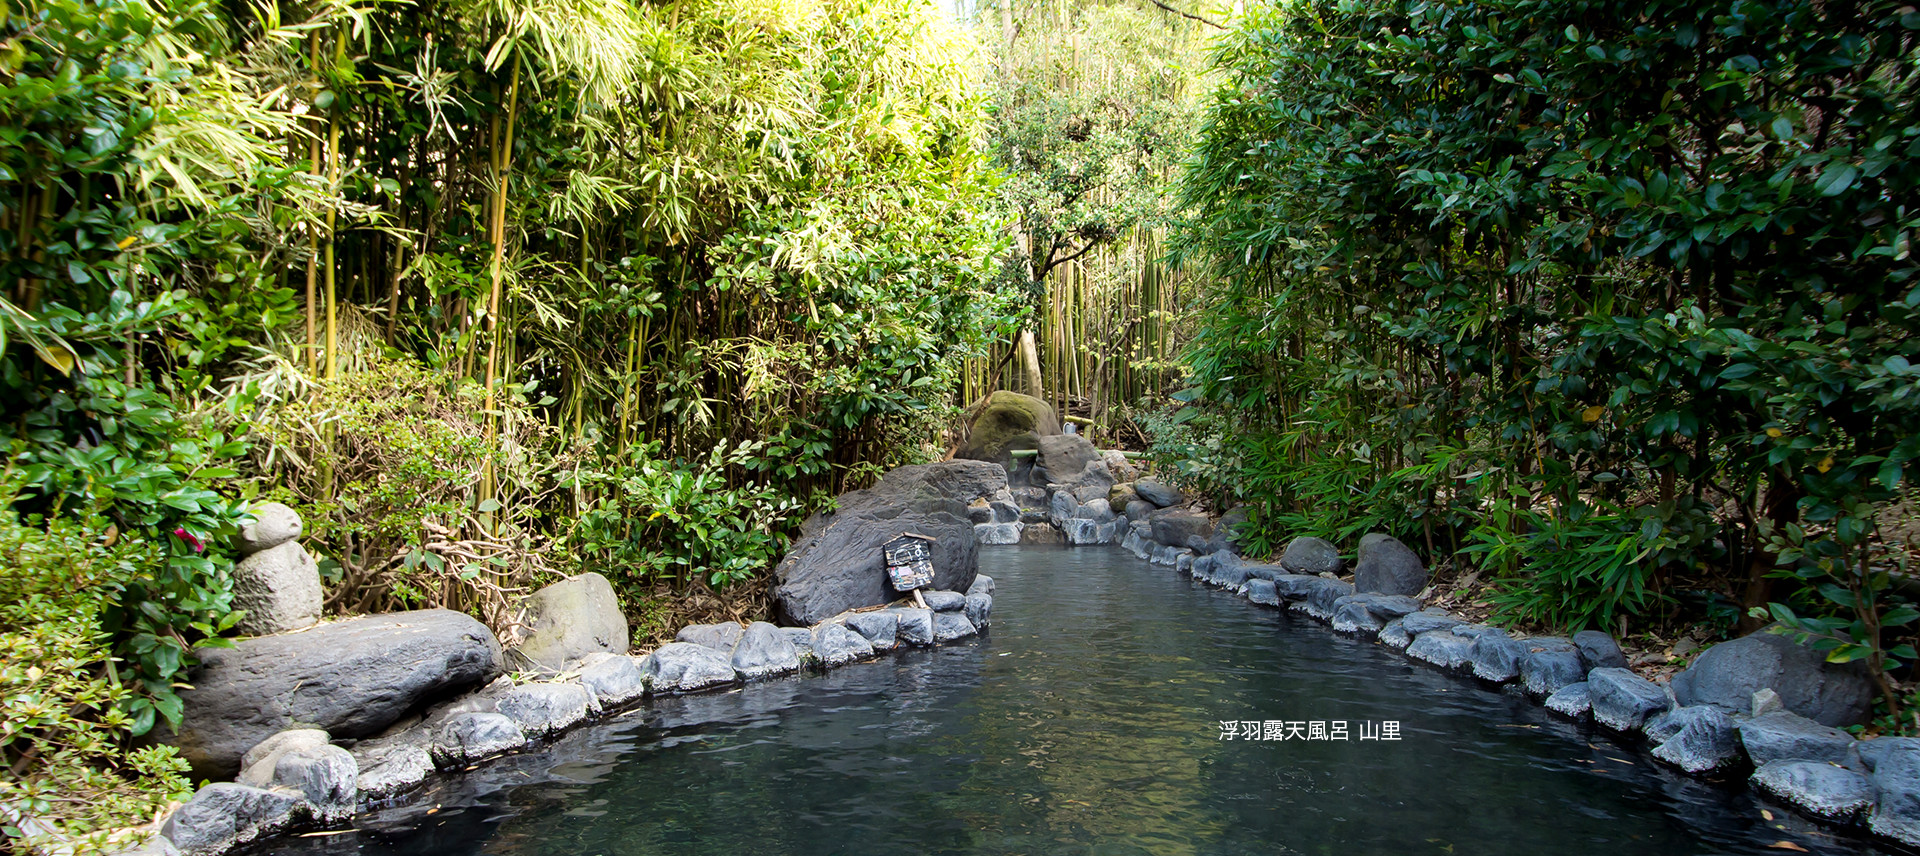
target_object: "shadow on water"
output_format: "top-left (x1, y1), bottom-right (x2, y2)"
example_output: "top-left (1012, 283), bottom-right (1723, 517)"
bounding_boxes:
top-left (250, 546), bottom-right (1899, 856)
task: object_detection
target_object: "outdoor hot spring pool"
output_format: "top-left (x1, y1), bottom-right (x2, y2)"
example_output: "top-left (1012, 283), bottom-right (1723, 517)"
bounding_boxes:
top-left (248, 545), bottom-right (1895, 856)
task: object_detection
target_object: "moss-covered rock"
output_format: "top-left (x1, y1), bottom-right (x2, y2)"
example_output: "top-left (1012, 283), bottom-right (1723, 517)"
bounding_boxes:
top-left (957, 391), bottom-right (1060, 462)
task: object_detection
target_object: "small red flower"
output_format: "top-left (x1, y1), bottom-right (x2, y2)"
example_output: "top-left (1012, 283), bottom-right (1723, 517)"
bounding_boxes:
top-left (172, 527), bottom-right (205, 553)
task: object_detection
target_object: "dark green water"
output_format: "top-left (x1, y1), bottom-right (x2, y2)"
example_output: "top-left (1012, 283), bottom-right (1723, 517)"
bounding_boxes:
top-left (259, 545), bottom-right (1891, 856)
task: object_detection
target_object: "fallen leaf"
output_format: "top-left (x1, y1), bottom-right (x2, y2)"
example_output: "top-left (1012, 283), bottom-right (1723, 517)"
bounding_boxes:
top-left (1767, 842), bottom-right (1808, 852)
top-left (1762, 810), bottom-right (1775, 821)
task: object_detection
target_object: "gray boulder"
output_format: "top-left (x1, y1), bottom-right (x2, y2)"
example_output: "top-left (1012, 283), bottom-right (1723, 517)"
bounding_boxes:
top-left (812, 623), bottom-right (876, 667)
top-left (259, 744), bottom-right (357, 821)
top-left (642, 643), bottom-right (737, 693)
top-left (430, 712), bottom-right (525, 766)
top-left (1573, 630), bottom-right (1628, 669)
top-left (731, 621), bottom-right (803, 679)
top-left (1407, 631), bottom-right (1475, 671)
top-left (1295, 578), bottom-right (1353, 620)
top-left (1034, 433), bottom-right (1101, 486)
top-left (163, 609), bottom-right (500, 780)
top-left (1587, 667), bottom-right (1670, 731)
top-left (237, 729), bottom-right (329, 778)
top-left (495, 682), bottom-right (593, 737)
top-left (1077, 498), bottom-right (1117, 523)
top-left (966, 592), bottom-right (993, 628)
top-left (1519, 638), bottom-right (1587, 697)
top-left (779, 626), bottom-right (817, 663)
top-left (574, 653), bottom-right (647, 706)
top-left (1650, 706), bottom-right (1741, 773)
top-left (1133, 477), bottom-right (1183, 508)
top-left (1400, 611), bottom-right (1462, 636)
top-left (1545, 682), bottom-right (1592, 718)
top-left (1469, 630), bottom-right (1527, 683)
top-left (968, 575), bottom-right (994, 596)
top-left (933, 611), bottom-right (978, 642)
top-left (956, 391), bottom-right (1059, 462)
top-left (1246, 579), bottom-right (1280, 607)
top-left (890, 608), bottom-right (936, 647)
top-left (677, 622), bottom-right (744, 653)
top-left (229, 541), bottom-right (323, 637)
top-left (1353, 533), bottom-right (1426, 596)
top-left (1103, 449), bottom-right (1142, 482)
top-left (922, 590), bottom-right (966, 612)
top-left (844, 612), bottom-right (899, 651)
top-left (234, 502), bottom-right (303, 556)
top-left (1279, 537), bottom-right (1342, 576)
top-left (1124, 500), bottom-right (1156, 523)
top-left (1063, 516), bottom-right (1120, 545)
top-left (1858, 737), bottom-right (1920, 772)
top-left (1672, 629), bottom-right (1875, 727)
top-left (1330, 598), bottom-right (1385, 635)
top-left (351, 728), bottom-right (433, 799)
top-left (1378, 618), bottom-right (1414, 649)
top-left (1754, 760), bottom-right (1877, 823)
top-left (975, 522), bottom-right (1022, 545)
top-left (1150, 512), bottom-right (1213, 549)
top-left (1050, 490), bottom-right (1080, 527)
top-left (161, 783), bottom-right (304, 856)
top-left (772, 461), bottom-right (992, 625)
top-left (1738, 710), bottom-right (1857, 765)
top-left (506, 572), bottom-right (628, 672)
top-left (1871, 744), bottom-right (1920, 845)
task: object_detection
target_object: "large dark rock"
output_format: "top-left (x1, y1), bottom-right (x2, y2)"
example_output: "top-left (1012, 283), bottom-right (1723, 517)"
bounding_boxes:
top-left (1353, 533), bottom-right (1426, 596)
top-left (772, 461), bottom-right (996, 625)
top-left (162, 609), bottom-right (501, 780)
top-left (505, 572), bottom-right (628, 671)
top-left (956, 391), bottom-right (1060, 462)
top-left (1672, 629), bottom-right (1875, 727)
top-left (676, 622), bottom-right (744, 653)
top-left (1279, 537), bottom-right (1342, 576)
top-left (1034, 433), bottom-right (1101, 486)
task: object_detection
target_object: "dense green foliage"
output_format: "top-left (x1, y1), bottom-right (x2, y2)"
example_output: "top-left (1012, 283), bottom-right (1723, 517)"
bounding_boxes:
top-left (1174, 0), bottom-right (1920, 699)
top-left (0, 0), bottom-right (1012, 845)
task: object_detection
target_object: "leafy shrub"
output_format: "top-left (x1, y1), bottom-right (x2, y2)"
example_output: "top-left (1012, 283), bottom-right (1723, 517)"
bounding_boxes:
top-left (0, 479), bottom-right (196, 853)
top-left (566, 440), bottom-right (801, 590)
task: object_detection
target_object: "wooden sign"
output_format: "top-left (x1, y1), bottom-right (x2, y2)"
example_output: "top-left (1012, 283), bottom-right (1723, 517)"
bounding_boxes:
top-left (885, 533), bottom-right (936, 591)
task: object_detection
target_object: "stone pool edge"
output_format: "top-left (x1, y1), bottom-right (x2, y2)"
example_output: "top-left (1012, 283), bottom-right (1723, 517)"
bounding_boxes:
top-left (1115, 526), bottom-right (1920, 853)
top-left (139, 578), bottom-right (998, 856)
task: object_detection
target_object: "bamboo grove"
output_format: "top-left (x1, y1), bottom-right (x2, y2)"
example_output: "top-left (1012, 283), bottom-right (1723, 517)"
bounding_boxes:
top-left (0, 0), bottom-right (1034, 834)
top-left (1173, 0), bottom-right (1920, 717)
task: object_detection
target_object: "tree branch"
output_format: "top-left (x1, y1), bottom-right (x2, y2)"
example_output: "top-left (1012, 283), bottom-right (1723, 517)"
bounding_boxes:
top-left (1143, 0), bottom-right (1227, 30)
